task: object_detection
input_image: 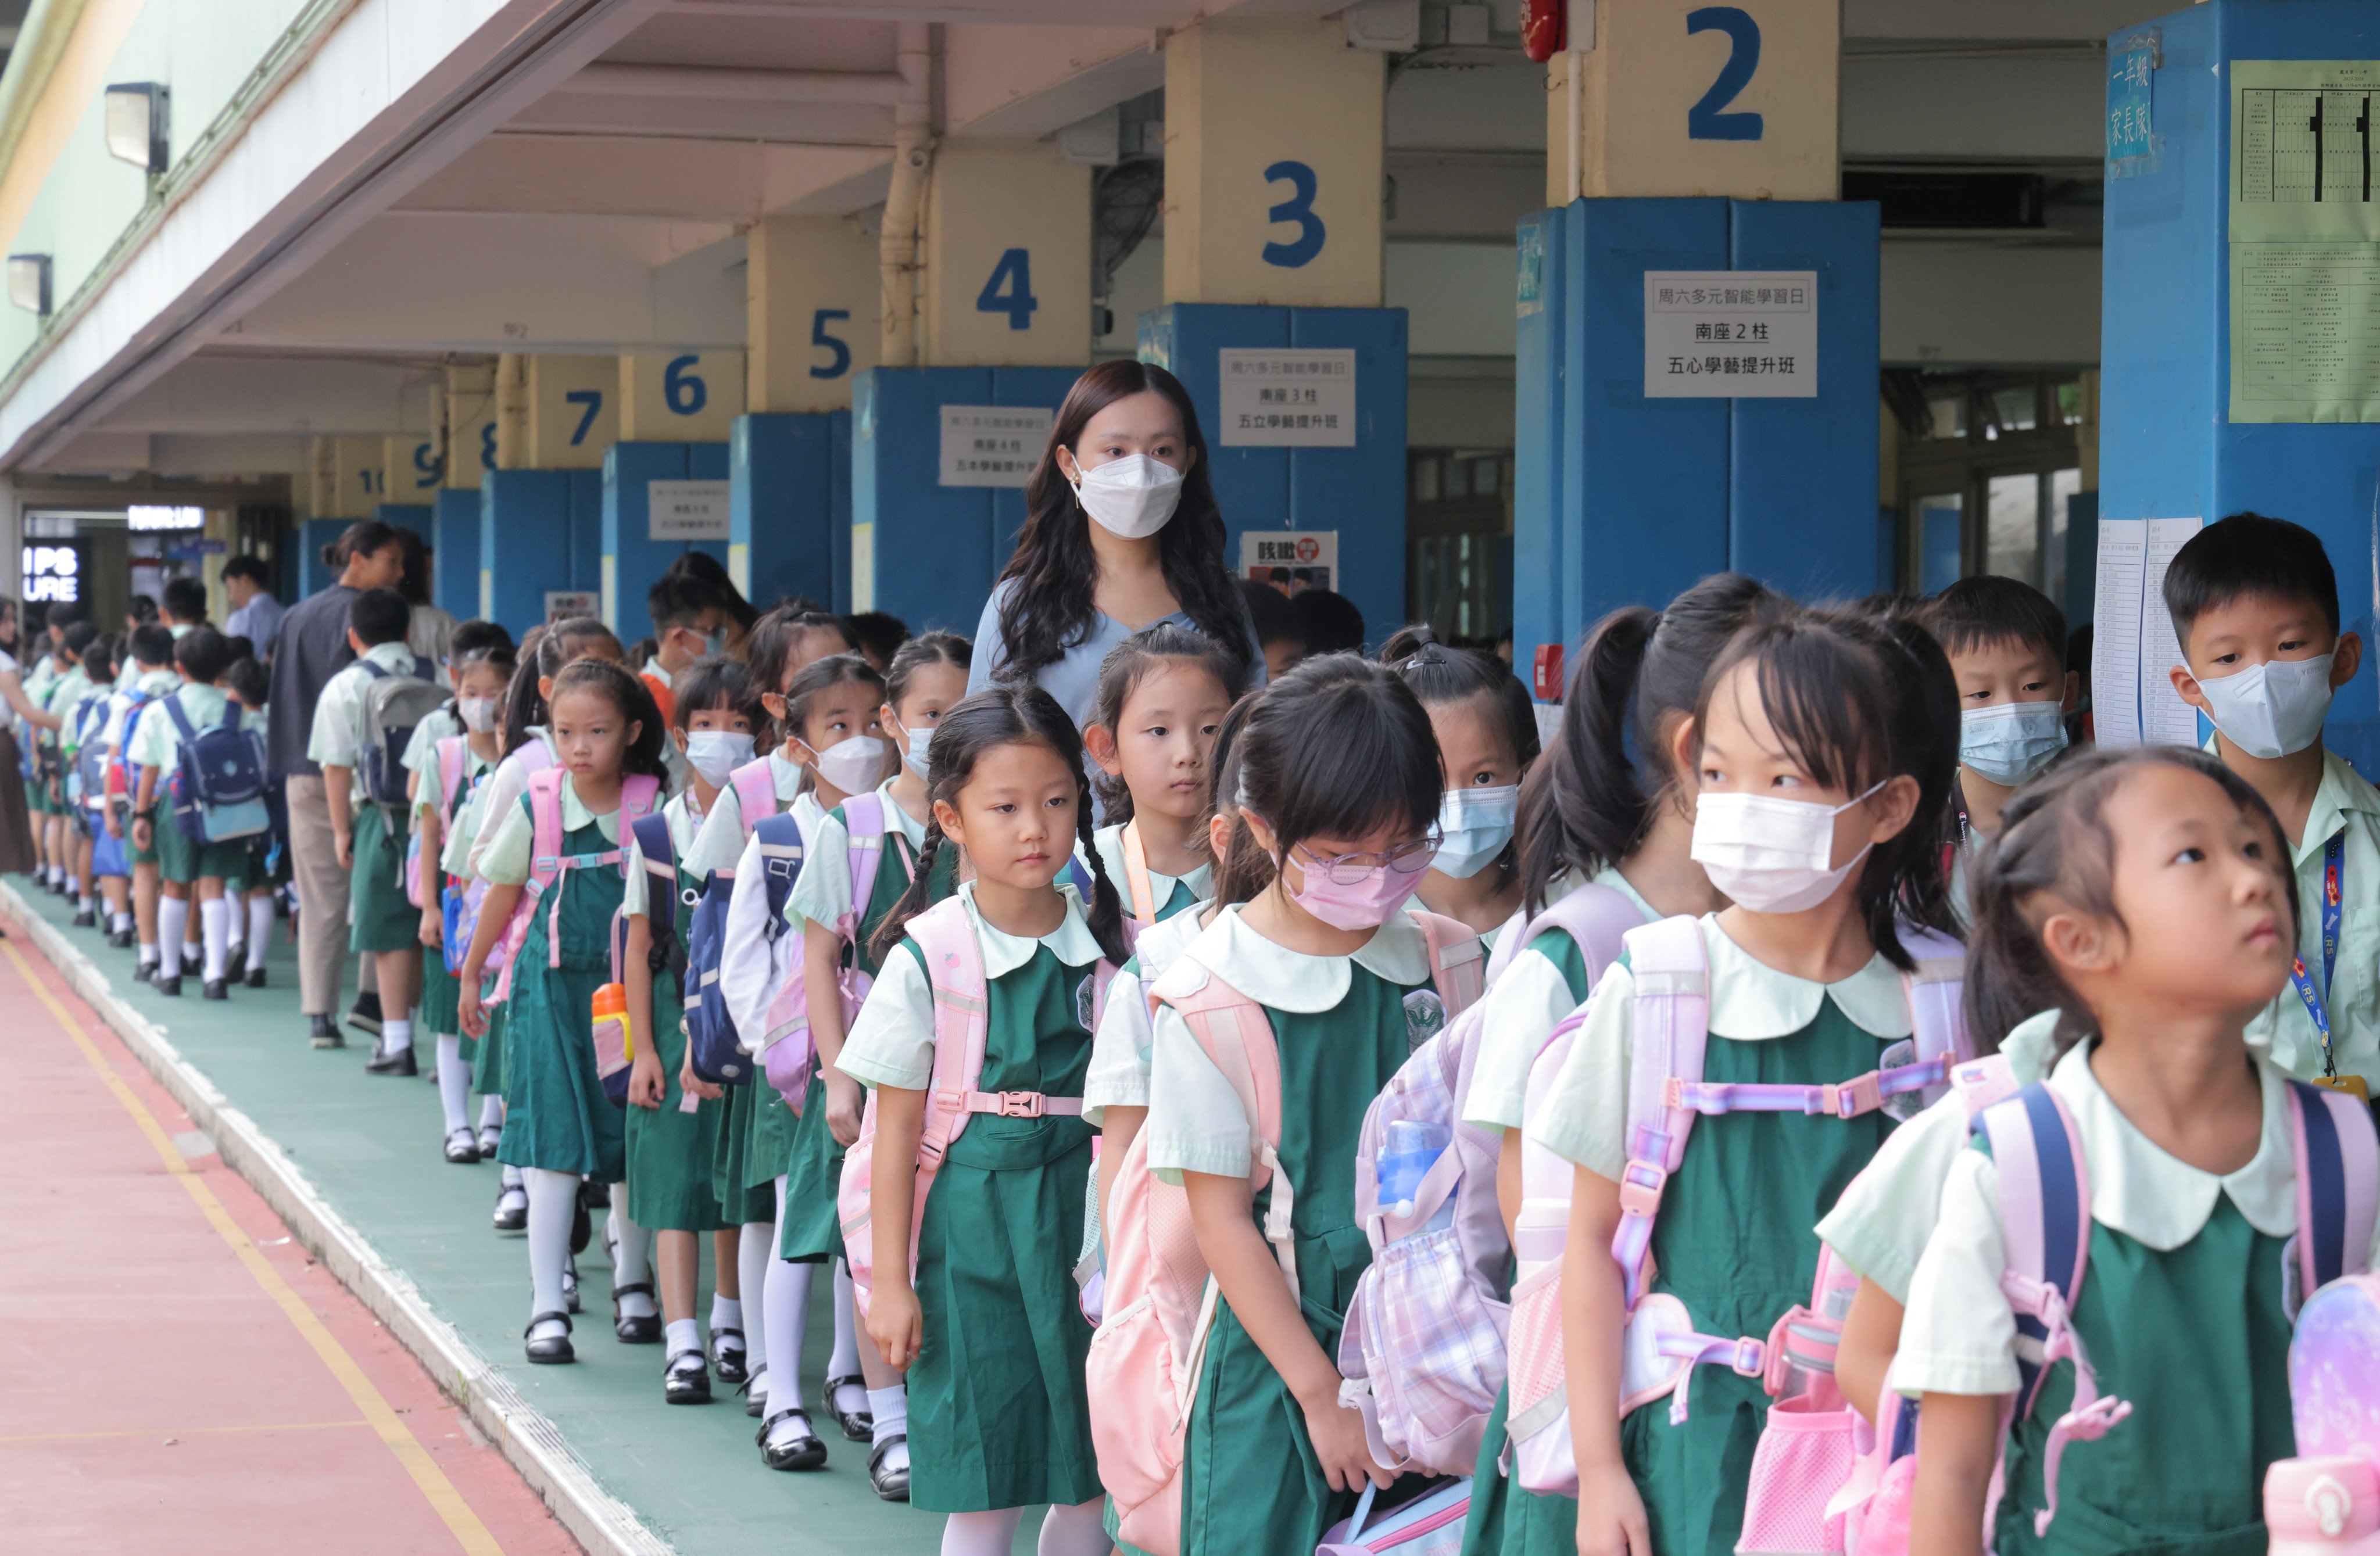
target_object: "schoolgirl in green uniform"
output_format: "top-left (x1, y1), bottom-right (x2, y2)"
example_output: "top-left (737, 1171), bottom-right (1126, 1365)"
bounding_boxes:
top-left (621, 658), bottom-right (764, 1404)
top-left (1901, 747), bottom-right (2380, 1556)
top-left (1144, 654), bottom-right (1479, 1556)
top-left (1082, 621), bottom-right (1241, 926)
top-left (458, 657), bottom-right (668, 1365)
top-left (1379, 625), bottom-right (1538, 948)
top-left (409, 640), bottom-right (513, 1163)
top-left (841, 683), bottom-right (1131, 1556)
top-left (721, 649), bottom-right (894, 1469)
top-left (1531, 607), bottom-right (1960, 1556)
top-left (785, 631), bottom-right (971, 1495)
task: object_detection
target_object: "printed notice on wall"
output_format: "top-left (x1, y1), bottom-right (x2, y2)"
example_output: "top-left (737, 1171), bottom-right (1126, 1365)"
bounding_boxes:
top-left (2231, 60), bottom-right (2380, 422)
top-left (939, 406), bottom-right (1051, 487)
top-left (1642, 272), bottom-right (1817, 398)
top-left (648, 480), bottom-right (730, 542)
top-left (2089, 516), bottom-right (2202, 748)
top-left (545, 591), bottom-right (599, 625)
top-left (1218, 350), bottom-right (1357, 446)
top-left (1239, 531), bottom-right (1337, 596)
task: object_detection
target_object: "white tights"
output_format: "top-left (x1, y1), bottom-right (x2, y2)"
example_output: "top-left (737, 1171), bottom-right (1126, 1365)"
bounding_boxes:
top-left (763, 1177), bottom-right (809, 1416)
top-left (938, 1501), bottom-right (1107, 1556)
top-left (737, 1219), bottom-right (775, 1396)
top-left (524, 1167), bottom-right (578, 1338)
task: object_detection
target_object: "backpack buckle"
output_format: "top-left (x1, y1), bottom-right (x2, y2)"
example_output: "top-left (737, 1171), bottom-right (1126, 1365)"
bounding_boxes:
top-left (995, 1091), bottom-right (1045, 1118)
top-left (1727, 1337), bottom-right (1766, 1378)
top-left (1823, 1071), bottom-right (1883, 1118)
top-left (1616, 1159), bottom-right (1667, 1220)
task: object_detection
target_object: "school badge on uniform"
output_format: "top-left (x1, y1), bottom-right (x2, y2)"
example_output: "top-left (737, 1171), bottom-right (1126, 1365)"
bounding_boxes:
top-left (1404, 989), bottom-right (1445, 1051)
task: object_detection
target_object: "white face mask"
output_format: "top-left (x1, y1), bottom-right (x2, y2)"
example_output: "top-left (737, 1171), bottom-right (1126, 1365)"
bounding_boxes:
top-left (2196, 651), bottom-right (2335, 761)
top-left (1070, 453), bottom-right (1184, 540)
top-left (811, 734), bottom-right (887, 794)
top-left (1433, 785), bottom-right (1519, 879)
top-left (683, 730), bottom-right (754, 787)
top-left (1958, 701), bottom-right (2067, 787)
top-left (1690, 780), bottom-right (1889, 915)
top-left (457, 696), bottom-right (498, 735)
top-left (900, 723), bottom-right (933, 774)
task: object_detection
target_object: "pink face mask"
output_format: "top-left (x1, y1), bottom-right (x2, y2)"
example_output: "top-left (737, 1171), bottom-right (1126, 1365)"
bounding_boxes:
top-left (1283, 844), bottom-right (1431, 931)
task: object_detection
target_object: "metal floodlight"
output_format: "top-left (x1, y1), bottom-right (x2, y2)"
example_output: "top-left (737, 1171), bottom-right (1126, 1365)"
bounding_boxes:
top-left (7, 254), bottom-right (49, 316)
top-left (103, 83), bottom-right (169, 173)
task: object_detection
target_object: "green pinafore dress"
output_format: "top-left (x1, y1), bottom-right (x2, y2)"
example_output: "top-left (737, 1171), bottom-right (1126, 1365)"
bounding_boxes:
top-left (417, 755), bottom-right (485, 1053)
top-left (1990, 1175), bottom-right (2294, 1555)
top-left (1614, 992), bottom-right (1899, 1556)
top-left (493, 809), bottom-right (629, 1183)
top-left (624, 847), bottom-right (728, 1232)
top-left (1179, 964), bottom-right (1438, 1556)
top-left (780, 821), bottom-right (957, 1262)
top-left (905, 940), bottom-right (1103, 1514)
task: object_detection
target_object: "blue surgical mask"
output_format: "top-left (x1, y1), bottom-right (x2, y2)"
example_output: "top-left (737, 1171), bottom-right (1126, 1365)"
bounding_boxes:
top-left (1959, 700), bottom-right (2067, 787)
top-left (901, 723), bottom-right (933, 773)
top-left (1433, 785), bottom-right (1519, 879)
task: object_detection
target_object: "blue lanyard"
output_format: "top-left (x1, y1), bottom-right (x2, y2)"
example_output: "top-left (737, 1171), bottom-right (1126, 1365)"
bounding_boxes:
top-left (2288, 832), bottom-right (2346, 1077)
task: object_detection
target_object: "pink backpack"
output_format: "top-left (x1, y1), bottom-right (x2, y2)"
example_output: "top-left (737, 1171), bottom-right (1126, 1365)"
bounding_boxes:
top-left (485, 766), bottom-right (661, 1005)
top-left (837, 894), bottom-right (1113, 1315)
top-left (405, 733), bottom-right (473, 909)
top-left (1085, 912), bottom-right (1483, 1556)
top-left (1503, 917), bottom-right (1968, 1498)
top-left (457, 740), bottom-right (557, 1001)
top-left (1117, 820), bottom-right (1160, 947)
top-left (756, 793), bottom-right (912, 1108)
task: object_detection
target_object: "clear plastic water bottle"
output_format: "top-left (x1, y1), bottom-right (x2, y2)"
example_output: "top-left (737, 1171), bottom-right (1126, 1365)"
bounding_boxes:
top-left (1377, 1118), bottom-right (1455, 1236)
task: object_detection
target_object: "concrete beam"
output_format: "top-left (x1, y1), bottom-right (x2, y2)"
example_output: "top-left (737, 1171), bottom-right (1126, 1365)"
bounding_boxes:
top-left (942, 23), bottom-right (1162, 139)
top-left (396, 132), bottom-right (887, 220)
top-left (1881, 242), bottom-right (2101, 367)
top-left (92, 354), bottom-right (438, 437)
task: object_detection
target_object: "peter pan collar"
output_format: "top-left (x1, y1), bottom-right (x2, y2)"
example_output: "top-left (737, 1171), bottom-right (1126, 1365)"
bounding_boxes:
top-left (1094, 822), bottom-right (1213, 911)
top-left (1159, 903), bottom-right (1433, 1014)
top-left (1998, 1009), bottom-right (2063, 1085)
top-left (1697, 913), bottom-right (1913, 1039)
top-left (553, 773), bottom-right (621, 838)
top-left (2044, 1041), bottom-right (2296, 1245)
top-left (1128, 897), bottom-right (1212, 977)
top-left (956, 879), bottom-right (1103, 976)
top-left (872, 778), bottom-right (928, 851)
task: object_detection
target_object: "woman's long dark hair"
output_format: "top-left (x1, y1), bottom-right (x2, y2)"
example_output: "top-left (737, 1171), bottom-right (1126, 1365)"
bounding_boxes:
top-left (1517, 574), bottom-right (1783, 915)
top-left (1690, 604), bottom-right (1963, 970)
top-left (1963, 747), bottom-right (2295, 1057)
top-left (993, 360), bottom-right (1250, 686)
top-left (868, 684), bottom-right (1128, 967)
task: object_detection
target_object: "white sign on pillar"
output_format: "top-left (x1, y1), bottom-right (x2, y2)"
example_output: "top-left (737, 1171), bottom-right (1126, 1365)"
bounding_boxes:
top-left (749, 216), bottom-right (881, 413)
top-left (1217, 350), bottom-right (1358, 444)
top-left (939, 407), bottom-right (1053, 487)
top-left (922, 145), bottom-right (1092, 367)
top-left (621, 352), bottom-right (746, 442)
top-left (1641, 272), bottom-right (1817, 397)
top-left (1165, 19), bottom-right (1385, 306)
top-left (648, 480), bottom-right (732, 540)
top-left (525, 356), bottom-right (620, 469)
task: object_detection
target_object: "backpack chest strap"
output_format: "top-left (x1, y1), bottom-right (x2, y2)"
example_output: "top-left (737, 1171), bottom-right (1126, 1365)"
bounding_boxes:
top-left (1664, 1057), bottom-right (1949, 1121)
top-left (935, 1089), bottom-right (1086, 1120)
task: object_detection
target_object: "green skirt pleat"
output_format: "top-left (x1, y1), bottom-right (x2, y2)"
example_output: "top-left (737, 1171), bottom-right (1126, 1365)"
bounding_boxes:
top-left (776, 1074), bottom-right (846, 1261)
top-left (419, 943), bottom-right (466, 1050)
top-left (347, 804), bottom-right (417, 953)
top-left (624, 972), bottom-right (727, 1231)
top-left (493, 958), bottom-right (624, 1181)
top-left (906, 1139), bottom-right (1101, 1513)
top-left (475, 1001), bottom-right (508, 1096)
top-left (1620, 1368), bottom-right (1766, 1556)
top-left (711, 1081), bottom-right (774, 1225)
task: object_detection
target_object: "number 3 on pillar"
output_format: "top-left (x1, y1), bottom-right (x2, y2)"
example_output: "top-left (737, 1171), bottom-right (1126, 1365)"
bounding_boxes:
top-left (1261, 160), bottom-right (1325, 269)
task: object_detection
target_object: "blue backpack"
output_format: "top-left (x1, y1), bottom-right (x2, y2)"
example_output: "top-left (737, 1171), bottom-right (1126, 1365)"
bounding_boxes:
top-left (161, 696), bottom-right (271, 842)
top-left (69, 695), bottom-right (109, 809)
top-left (683, 765), bottom-right (807, 1085)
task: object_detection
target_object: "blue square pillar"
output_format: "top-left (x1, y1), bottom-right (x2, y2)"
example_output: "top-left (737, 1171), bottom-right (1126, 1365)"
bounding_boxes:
top-left (1140, 303), bottom-right (1407, 648)
top-left (850, 368), bottom-right (1080, 633)
top-left (566, 469), bottom-right (605, 601)
top-left (299, 519), bottom-right (348, 600)
top-left (731, 413), bottom-right (843, 612)
top-left (480, 470), bottom-right (574, 636)
top-left (603, 443), bottom-right (731, 638)
top-left (432, 490), bottom-right (481, 618)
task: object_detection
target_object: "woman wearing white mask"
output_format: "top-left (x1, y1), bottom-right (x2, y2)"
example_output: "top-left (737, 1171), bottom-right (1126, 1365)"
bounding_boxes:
top-left (969, 360), bottom-right (1263, 737)
top-left (1379, 627), bottom-right (1542, 944)
top-left (1528, 607), bottom-right (1962, 1556)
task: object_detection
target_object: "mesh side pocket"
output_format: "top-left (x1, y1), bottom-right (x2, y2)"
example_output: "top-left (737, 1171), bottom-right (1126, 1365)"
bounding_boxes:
top-left (1734, 1397), bottom-right (1855, 1555)
top-left (1505, 1262), bottom-right (1565, 1421)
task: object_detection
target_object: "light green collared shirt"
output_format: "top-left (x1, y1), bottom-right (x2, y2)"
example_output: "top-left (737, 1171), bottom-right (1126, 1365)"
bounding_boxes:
top-left (1091, 821), bottom-right (1212, 923)
top-left (306, 641), bottom-right (425, 769)
top-left (126, 682), bottom-right (260, 772)
top-left (1083, 898), bottom-right (1214, 1126)
top-left (2238, 745), bottom-right (2380, 1089)
top-left (787, 777), bottom-right (929, 935)
top-left (1464, 867), bottom-right (1653, 1134)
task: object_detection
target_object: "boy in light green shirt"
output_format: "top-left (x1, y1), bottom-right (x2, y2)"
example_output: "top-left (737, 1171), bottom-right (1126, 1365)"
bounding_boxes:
top-left (128, 628), bottom-right (261, 998)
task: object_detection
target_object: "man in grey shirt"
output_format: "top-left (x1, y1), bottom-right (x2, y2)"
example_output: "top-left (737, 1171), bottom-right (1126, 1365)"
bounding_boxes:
top-left (222, 555), bottom-right (285, 659)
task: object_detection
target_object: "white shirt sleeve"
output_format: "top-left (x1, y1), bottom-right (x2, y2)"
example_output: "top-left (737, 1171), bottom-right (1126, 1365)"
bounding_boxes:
top-left (1814, 1089), bottom-right (1981, 1303)
top-left (836, 942), bottom-right (936, 1091)
top-left (1462, 944), bottom-right (1581, 1134)
top-left (126, 694), bottom-right (178, 771)
top-left (682, 787), bottom-right (750, 880)
top-left (788, 811), bottom-right (856, 933)
top-left (478, 799), bottom-right (535, 887)
top-left (1523, 962), bottom-right (1635, 1181)
top-left (1892, 1145), bottom-right (2020, 1399)
top-left (1082, 967), bottom-right (1154, 1127)
top-left (467, 757), bottom-right (532, 877)
top-left (719, 831), bottom-right (790, 1054)
top-left (1143, 1001), bottom-right (1258, 1185)
top-left (307, 666), bottom-right (366, 769)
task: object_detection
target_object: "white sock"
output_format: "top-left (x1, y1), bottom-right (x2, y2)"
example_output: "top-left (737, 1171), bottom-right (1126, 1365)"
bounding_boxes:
top-left (869, 1385), bottom-right (908, 1449)
top-left (711, 1293), bottom-right (743, 1336)
top-left (942, 1510), bottom-right (1025, 1556)
top-left (609, 1184), bottom-right (655, 1317)
top-left (157, 899), bottom-right (187, 977)
top-left (435, 1035), bottom-right (471, 1134)
top-left (246, 896), bottom-right (273, 958)
top-left (1037, 1500), bottom-right (1110, 1556)
top-left (763, 1182), bottom-right (809, 1411)
top-left (738, 1220), bottom-right (775, 1392)
top-left (113, 911), bottom-right (132, 934)
top-left (525, 1167), bottom-right (577, 1338)
top-left (665, 1317), bottom-right (701, 1357)
top-left (500, 1162), bottom-right (524, 1189)
top-left (382, 1016), bottom-right (413, 1056)
top-left (138, 941), bottom-right (158, 966)
top-left (200, 898), bottom-right (229, 981)
top-left (479, 1093), bottom-right (505, 1131)
top-left (828, 1257), bottom-right (862, 1378)
top-left (77, 894), bottom-right (92, 913)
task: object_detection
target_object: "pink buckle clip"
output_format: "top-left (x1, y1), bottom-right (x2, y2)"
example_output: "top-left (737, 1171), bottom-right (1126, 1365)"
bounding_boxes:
top-left (1823, 1071), bottom-right (1883, 1119)
top-left (1729, 1337), bottom-right (1766, 1378)
top-left (1616, 1160), bottom-right (1667, 1219)
top-left (996, 1091), bottom-right (1045, 1118)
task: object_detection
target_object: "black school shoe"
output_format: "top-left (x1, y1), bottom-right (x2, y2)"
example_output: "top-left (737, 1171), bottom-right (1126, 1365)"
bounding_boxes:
top-left (664, 1350), bottom-right (712, 1405)
top-left (709, 1329), bottom-right (748, 1387)
top-left (824, 1375), bottom-right (874, 1442)
top-left (741, 1363), bottom-right (769, 1418)
top-left (492, 1181), bottom-right (528, 1232)
top-left (153, 974), bottom-right (182, 997)
top-left (757, 1407), bottom-right (828, 1471)
top-left (108, 926), bottom-right (134, 949)
top-left (867, 1435), bottom-right (911, 1501)
top-left (612, 1282), bottom-right (661, 1344)
top-left (245, 960), bottom-right (267, 989)
top-left (524, 1312), bottom-right (574, 1365)
top-left (134, 960), bottom-right (156, 986)
top-left (346, 991), bottom-right (382, 1037)
top-left (364, 1038), bottom-right (417, 1077)
top-left (569, 1191), bottom-right (592, 1255)
top-left (71, 908), bottom-right (94, 928)
top-left (310, 1014), bottom-right (344, 1049)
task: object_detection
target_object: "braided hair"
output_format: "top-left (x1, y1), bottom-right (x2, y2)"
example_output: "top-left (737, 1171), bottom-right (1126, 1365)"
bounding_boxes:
top-left (867, 684), bottom-right (1129, 967)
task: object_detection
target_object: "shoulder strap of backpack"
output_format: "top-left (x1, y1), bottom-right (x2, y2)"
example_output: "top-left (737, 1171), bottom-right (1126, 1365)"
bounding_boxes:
top-left (728, 758), bottom-right (778, 836)
top-left (1119, 820), bottom-right (1158, 928)
top-left (1898, 925), bottom-right (1971, 1076)
top-left (1949, 1053), bottom-right (2022, 1118)
top-left (161, 694), bottom-right (196, 744)
top-left (751, 810), bottom-right (807, 939)
top-left (910, 896), bottom-right (992, 1167)
top-left (842, 792), bottom-right (887, 925)
top-left (1609, 913), bottom-right (1711, 1308)
top-left (356, 659), bottom-right (388, 683)
top-left (1487, 879), bottom-right (1651, 989)
top-left (216, 697), bottom-right (243, 733)
top-left (1161, 956), bottom-right (1297, 1301)
top-left (436, 736), bottom-right (469, 817)
top-left (2287, 1078), bottom-right (2380, 1297)
top-left (523, 767), bottom-right (568, 897)
top-left (1405, 908), bottom-right (1486, 1016)
top-left (630, 811), bottom-right (679, 940)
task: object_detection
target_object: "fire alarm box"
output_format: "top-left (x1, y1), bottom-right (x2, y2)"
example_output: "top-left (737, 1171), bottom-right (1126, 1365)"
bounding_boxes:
top-left (1533, 642), bottom-right (1565, 702)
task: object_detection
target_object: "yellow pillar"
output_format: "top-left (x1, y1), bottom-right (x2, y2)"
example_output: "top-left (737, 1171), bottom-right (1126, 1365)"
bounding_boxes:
top-left (1164, 18), bottom-right (1384, 306)
top-left (748, 216), bottom-right (881, 412)
top-left (445, 361), bottom-right (499, 490)
top-left (328, 436), bottom-right (389, 519)
top-left (1546, 0), bottom-right (1838, 205)
top-left (621, 352), bottom-right (746, 442)
top-left (920, 144), bottom-right (1092, 366)
top-left (384, 434), bottom-right (443, 504)
top-left (521, 355), bottom-right (618, 469)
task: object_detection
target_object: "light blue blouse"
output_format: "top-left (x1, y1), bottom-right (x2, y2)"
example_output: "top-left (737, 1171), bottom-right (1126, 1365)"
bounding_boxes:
top-left (966, 577), bottom-right (1265, 735)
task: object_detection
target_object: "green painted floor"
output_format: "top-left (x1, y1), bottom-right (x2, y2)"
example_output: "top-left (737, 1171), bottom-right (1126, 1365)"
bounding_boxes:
top-left (16, 884), bottom-right (968, 1555)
